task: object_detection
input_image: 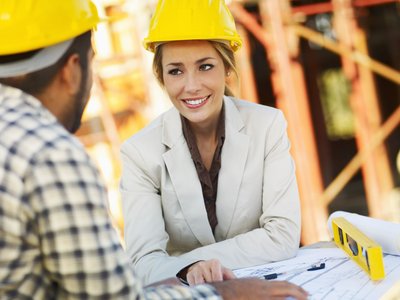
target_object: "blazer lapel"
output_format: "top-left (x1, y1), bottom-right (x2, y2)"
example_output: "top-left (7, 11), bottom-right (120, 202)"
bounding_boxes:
top-left (161, 109), bottom-right (216, 245)
top-left (216, 97), bottom-right (249, 240)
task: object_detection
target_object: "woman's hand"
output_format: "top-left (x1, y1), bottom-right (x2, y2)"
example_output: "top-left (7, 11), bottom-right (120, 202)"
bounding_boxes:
top-left (186, 259), bottom-right (236, 285)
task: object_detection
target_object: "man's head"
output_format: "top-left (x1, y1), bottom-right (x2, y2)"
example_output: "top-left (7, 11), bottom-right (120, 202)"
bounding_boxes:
top-left (0, 32), bottom-right (93, 133)
top-left (0, 1), bottom-right (101, 133)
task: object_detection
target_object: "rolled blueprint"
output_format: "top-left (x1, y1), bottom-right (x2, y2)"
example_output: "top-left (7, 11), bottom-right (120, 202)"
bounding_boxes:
top-left (327, 211), bottom-right (400, 256)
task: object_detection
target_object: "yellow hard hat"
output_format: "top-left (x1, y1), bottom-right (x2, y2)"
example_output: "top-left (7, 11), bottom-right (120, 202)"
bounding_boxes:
top-left (143, 0), bottom-right (242, 52)
top-left (0, 0), bottom-right (101, 55)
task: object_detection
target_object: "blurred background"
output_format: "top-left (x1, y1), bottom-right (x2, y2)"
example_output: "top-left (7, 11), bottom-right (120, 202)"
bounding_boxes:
top-left (78, 0), bottom-right (400, 245)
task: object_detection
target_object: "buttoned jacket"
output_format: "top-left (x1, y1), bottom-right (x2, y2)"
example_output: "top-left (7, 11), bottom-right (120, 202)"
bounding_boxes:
top-left (121, 96), bottom-right (301, 284)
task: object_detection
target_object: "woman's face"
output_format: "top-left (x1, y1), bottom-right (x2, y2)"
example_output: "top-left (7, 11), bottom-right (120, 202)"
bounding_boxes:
top-left (161, 40), bottom-right (226, 126)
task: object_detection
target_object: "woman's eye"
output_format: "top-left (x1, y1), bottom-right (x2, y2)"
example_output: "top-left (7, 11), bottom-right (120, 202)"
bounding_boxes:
top-left (199, 64), bottom-right (213, 71)
top-left (168, 68), bottom-right (182, 75)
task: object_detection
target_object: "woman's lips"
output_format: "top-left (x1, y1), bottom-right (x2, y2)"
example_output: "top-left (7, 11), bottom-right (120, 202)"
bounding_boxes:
top-left (182, 95), bottom-right (210, 108)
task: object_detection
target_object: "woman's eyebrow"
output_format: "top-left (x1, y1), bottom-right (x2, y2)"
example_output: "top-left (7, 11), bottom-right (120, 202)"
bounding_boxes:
top-left (165, 62), bottom-right (183, 67)
top-left (195, 57), bottom-right (216, 64)
top-left (165, 56), bottom-right (216, 67)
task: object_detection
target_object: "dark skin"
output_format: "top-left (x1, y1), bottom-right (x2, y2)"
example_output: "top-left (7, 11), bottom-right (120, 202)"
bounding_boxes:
top-left (211, 278), bottom-right (308, 300)
top-left (147, 277), bottom-right (309, 300)
top-left (34, 49), bottom-right (94, 133)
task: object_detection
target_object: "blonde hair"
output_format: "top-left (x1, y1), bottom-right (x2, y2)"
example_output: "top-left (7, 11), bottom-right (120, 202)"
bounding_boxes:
top-left (152, 40), bottom-right (238, 97)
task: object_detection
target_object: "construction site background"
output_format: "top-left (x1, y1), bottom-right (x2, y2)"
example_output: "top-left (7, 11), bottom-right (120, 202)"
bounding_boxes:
top-left (77, 0), bottom-right (400, 245)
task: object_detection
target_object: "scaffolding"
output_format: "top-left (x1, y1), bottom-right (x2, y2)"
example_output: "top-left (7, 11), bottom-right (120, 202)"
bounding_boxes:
top-left (230, 0), bottom-right (399, 244)
top-left (77, 0), bottom-right (400, 244)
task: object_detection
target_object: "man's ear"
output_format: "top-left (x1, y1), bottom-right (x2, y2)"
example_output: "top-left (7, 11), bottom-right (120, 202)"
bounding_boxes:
top-left (58, 53), bottom-right (81, 94)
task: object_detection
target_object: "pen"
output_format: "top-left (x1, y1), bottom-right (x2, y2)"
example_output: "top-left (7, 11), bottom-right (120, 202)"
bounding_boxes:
top-left (264, 262), bottom-right (326, 280)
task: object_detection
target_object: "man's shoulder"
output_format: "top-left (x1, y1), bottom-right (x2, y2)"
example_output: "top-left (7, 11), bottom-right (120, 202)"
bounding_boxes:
top-left (0, 91), bottom-right (85, 166)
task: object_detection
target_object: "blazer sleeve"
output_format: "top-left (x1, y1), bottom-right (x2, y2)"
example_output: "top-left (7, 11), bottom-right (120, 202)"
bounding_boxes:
top-left (121, 109), bottom-right (301, 283)
top-left (174, 110), bottom-right (301, 268)
top-left (120, 141), bottom-right (197, 284)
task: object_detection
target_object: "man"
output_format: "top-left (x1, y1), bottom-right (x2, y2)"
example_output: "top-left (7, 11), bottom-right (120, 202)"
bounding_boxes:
top-left (0, 1), bottom-right (308, 299)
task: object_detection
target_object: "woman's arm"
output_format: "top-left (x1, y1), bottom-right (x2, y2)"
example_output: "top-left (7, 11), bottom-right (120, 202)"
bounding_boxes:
top-left (121, 110), bottom-right (300, 284)
top-left (178, 110), bottom-right (301, 267)
top-left (121, 140), bottom-right (199, 284)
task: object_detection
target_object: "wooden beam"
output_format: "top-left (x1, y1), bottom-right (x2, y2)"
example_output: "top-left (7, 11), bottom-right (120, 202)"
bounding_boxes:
top-left (259, 0), bottom-right (330, 244)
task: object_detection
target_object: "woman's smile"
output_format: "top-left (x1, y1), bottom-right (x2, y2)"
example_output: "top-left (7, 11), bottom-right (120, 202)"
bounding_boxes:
top-left (161, 40), bottom-right (226, 126)
top-left (181, 95), bottom-right (210, 109)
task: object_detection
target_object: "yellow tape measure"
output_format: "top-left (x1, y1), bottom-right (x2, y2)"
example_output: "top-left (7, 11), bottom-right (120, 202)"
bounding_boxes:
top-left (332, 217), bottom-right (385, 280)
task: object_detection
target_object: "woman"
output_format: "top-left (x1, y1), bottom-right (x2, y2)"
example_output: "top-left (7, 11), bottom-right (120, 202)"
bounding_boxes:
top-left (121, 0), bottom-right (301, 286)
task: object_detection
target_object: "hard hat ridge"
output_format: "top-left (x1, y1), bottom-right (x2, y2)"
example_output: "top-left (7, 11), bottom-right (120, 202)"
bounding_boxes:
top-left (0, 0), bottom-right (101, 55)
top-left (143, 0), bottom-right (242, 52)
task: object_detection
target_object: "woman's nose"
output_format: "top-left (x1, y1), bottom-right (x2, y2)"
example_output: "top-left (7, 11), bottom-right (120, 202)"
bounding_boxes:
top-left (184, 72), bottom-right (201, 94)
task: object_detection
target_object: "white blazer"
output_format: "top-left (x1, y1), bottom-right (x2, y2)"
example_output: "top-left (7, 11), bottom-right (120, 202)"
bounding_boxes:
top-left (120, 96), bottom-right (301, 284)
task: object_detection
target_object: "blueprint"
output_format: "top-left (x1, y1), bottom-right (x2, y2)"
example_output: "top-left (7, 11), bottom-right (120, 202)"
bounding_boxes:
top-left (233, 248), bottom-right (400, 299)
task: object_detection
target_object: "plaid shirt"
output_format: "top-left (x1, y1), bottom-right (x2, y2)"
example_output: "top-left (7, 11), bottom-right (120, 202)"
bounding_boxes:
top-left (0, 84), bottom-right (221, 300)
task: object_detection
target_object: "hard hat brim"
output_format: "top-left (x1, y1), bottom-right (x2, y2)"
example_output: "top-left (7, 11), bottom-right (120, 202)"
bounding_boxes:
top-left (0, 39), bottom-right (73, 78)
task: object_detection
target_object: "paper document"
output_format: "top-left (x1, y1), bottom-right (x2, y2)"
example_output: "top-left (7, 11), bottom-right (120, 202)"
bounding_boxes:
top-left (233, 248), bottom-right (400, 299)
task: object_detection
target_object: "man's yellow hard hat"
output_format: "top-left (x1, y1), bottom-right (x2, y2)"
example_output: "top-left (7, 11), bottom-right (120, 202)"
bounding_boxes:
top-left (0, 0), bottom-right (101, 55)
top-left (143, 0), bottom-right (242, 53)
